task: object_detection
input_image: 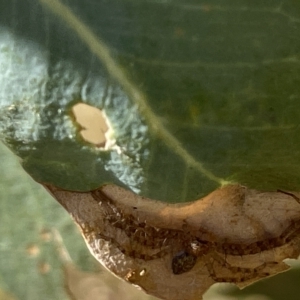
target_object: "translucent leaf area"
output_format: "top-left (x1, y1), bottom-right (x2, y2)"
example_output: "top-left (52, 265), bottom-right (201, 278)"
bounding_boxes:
top-left (1, 0), bottom-right (300, 202)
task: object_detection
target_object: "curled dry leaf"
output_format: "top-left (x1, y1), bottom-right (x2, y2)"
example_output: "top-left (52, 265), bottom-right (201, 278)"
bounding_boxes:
top-left (43, 183), bottom-right (300, 300)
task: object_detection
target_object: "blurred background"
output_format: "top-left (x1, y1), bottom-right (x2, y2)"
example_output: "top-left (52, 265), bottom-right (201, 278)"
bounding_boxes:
top-left (0, 141), bottom-right (300, 299)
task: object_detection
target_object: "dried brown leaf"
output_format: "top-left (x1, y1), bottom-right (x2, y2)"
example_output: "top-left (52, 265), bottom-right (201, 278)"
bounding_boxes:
top-left (42, 184), bottom-right (300, 300)
top-left (63, 260), bottom-right (158, 300)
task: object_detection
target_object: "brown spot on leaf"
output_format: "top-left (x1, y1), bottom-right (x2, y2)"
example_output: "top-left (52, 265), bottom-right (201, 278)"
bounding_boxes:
top-left (26, 244), bottom-right (40, 257)
top-left (37, 261), bottom-right (51, 274)
top-left (40, 228), bottom-right (52, 242)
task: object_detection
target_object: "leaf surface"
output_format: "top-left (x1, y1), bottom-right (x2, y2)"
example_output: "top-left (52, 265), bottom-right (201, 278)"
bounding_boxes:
top-left (0, 143), bottom-right (96, 300)
top-left (2, 1), bottom-right (300, 299)
top-left (1, 0), bottom-right (300, 201)
top-left (43, 182), bottom-right (300, 300)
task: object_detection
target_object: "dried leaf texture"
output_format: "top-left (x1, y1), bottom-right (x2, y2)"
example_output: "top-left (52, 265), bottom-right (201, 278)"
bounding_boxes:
top-left (43, 184), bottom-right (300, 300)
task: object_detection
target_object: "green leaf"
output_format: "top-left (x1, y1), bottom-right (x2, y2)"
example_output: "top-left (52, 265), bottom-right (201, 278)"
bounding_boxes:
top-left (2, 2), bottom-right (300, 299)
top-left (1, 0), bottom-right (300, 203)
top-left (0, 142), bottom-right (96, 300)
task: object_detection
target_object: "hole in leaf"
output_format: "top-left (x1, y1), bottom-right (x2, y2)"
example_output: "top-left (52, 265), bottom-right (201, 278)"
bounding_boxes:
top-left (72, 103), bottom-right (115, 149)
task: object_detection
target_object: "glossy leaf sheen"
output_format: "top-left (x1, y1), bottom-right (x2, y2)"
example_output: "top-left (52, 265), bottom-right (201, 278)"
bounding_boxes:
top-left (1, 0), bottom-right (300, 202)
